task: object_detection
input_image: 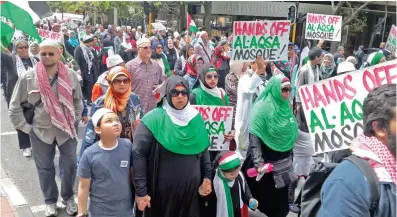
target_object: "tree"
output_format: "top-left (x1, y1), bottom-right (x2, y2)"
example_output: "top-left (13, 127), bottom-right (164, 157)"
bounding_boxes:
top-left (202, 1), bottom-right (212, 33)
top-left (368, 2), bottom-right (389, 48)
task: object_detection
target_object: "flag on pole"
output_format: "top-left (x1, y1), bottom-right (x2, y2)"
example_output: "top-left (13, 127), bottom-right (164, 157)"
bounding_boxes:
top-left (187, 13), bottom-right (198, 33)
top-left (0, 21), bottom-right (14, 47)
top-left (0, 0), bottom-right (42, 43)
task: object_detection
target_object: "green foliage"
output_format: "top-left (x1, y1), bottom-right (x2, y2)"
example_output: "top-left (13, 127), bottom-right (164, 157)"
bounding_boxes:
top-left (339, 5), bottom-right (368, 33)
top-left (47, 1), bottom-right (144, 19)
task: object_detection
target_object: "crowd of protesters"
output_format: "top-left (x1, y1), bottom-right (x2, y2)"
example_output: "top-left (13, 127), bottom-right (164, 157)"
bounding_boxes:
top-left (1, 18), bottom-right (396, 217)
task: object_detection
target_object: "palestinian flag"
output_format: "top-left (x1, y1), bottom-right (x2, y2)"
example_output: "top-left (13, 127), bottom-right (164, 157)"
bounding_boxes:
top-left (187, 13), bottom-right (197, 33)
top-left (1, 21), bottom-right (14, 47)
top-left (0, 0), bottom-right (42, 44)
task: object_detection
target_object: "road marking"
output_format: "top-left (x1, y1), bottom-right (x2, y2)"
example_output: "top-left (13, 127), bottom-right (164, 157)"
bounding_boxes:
top-left (0, 178), bottom-right (27, 206)
top-left (0, 131), bottom-right (17, 136)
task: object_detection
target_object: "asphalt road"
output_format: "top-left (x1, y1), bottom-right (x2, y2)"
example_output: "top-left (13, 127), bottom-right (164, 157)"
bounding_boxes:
top-left (0, 95), bottom-right (299, 217)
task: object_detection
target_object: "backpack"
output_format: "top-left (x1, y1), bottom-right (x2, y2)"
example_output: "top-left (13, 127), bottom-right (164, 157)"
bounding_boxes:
top-left (296, 154), bottom-right (380, 217)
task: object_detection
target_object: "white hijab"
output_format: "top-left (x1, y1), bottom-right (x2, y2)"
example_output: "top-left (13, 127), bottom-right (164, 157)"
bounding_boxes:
top-left (162, 99), bottom-right (198, 126)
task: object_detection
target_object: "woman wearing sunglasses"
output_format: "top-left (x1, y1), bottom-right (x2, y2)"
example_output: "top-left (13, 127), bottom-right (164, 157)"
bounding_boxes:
top-left (133, 75), bottom-right (212, 217)
top-left (10, 39), bottom-right (40, 157)
top-left (190, 64), bottom-right (235, 160)
top-left (151, 41), bottom-right (171, 78)
top-left (242, 75), bottom-right (298, 217)
top-left (80, 66), bottom-right (142, 158)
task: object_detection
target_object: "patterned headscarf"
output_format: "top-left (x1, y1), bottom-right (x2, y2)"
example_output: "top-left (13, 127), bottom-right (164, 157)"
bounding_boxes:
top-left (319, 53), bottom-right (336, 79)
top-left (185, 54), bottom-right (203, 78)
top-left (104, 66), bottom-right (132, 113)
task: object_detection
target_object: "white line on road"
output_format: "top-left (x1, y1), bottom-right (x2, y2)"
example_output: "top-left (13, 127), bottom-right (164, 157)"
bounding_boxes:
top-left (0, 178), bottom-right (27, 206)
top-left (0, 131), bottom-right (17, 136)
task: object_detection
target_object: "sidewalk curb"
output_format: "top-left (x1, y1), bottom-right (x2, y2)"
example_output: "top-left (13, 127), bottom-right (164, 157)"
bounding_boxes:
top-left (0, 164), bottom-right (35, 217)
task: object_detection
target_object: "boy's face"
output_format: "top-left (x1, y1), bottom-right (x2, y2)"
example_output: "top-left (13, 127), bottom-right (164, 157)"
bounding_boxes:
top-left (94, 113), bottom-right (121, 137)
top-left (223, 166), bottom-right (241, 180)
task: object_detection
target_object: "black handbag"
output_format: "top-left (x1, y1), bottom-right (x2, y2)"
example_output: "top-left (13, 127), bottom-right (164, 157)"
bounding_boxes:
top-left (21, 74), bottom-right (58, 124)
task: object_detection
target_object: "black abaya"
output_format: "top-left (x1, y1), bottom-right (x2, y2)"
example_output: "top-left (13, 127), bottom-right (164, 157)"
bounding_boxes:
top-left (133, 123), bottom-right (212, 217)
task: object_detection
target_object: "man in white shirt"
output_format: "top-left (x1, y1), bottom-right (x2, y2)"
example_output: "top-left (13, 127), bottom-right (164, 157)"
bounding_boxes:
top-left (234, 56), bottom-right (267, 159)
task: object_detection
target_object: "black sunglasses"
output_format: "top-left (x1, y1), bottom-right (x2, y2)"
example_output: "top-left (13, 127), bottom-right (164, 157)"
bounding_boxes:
top-left (282, 87), bottom-right (292, 93)
top-left (171, 89), bottom-right (189, 97)
top-left (112, 78), bottom-right (130, 85)
top-left (205, 74), bottom-right (219, 79)
top-left (40, 52), bottom-right (55, 57)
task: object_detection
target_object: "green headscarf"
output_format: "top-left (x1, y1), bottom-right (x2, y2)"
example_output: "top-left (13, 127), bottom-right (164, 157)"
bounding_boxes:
top-left (370, 51), bottom-right (385, 66)
top-left (249, 74), bottom-right (298, 152)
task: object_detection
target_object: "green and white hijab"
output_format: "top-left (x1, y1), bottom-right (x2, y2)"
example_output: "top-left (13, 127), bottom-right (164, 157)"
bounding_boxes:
top-left (141, 76), bottom-right (210, 155)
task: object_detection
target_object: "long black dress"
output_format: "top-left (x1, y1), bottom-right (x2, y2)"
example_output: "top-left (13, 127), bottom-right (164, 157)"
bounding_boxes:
top-left (133, 123), bottom-right (212, 217)
top-left (242, 133), bottom-right (292, 217)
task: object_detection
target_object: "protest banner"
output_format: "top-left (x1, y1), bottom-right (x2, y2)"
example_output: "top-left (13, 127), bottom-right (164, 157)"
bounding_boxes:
top-left (305, 13), bottom-right (342, 42)
top-left (193, 105), bottom-right (234, 151)
top-left (232, 20), bottom-right (290, 62)
top-left (385, 25), bottom-right (397, 58)
top-left (298, 60), bottom-right (397, 154)
top-left (37, 28), bottom-right (63, 42)
top-left (151, 22), bottom-right (167, 31)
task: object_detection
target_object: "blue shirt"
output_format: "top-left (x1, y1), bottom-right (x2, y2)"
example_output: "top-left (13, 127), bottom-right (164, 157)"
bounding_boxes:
top-left (78, 138), bottom-right (134, 217)
top-left (318, 160), bottom-right (396, 217)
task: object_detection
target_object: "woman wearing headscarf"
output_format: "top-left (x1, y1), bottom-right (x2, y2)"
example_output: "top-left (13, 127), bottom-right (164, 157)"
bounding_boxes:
top-left (29, 42), bottom-right (40, 59)
top-left (65, 31), bottom-right (79, 57)
top-left (59, 43), bottom-right (80, 72)
top-left (92, 36), bottom-right (102, 53)
top-left (360, 51), bottom-right (386, 69)
top-left (319, 53), bottom-right (337, 80)
top-left (11, 39), bottom-right (39, 157)
top-left (100, 37), bottom-right (115, 74)
top-left (165, 38), bottom-right (178, 75)
top-left (210, 41), bottom-right (231, 89)
top-left (183, 54), bottom-right (204, 89)
top-left (119, 35), bottom-right (136, 63)
top-left (190, 64), bottom-right (235, 160)
top-left (80, 66), bottom-right (142, 158)
top-left (133, 75), bottom-right (212, 217)
top-left (242, 75), bottom-right (299, 217)
top-left (174, 44), bottom-right (195, 76)
top-left (225, 61), bottom-right (247, 125)
top-left (151, 41), bottom-right (171, 78)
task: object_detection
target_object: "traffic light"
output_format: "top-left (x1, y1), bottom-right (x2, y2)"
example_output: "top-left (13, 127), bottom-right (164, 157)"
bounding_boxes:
top-left (288, 5), bottom-right (297, 24)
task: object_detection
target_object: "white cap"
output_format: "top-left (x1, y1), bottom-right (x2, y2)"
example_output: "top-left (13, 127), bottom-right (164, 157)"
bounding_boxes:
top-left (92, 108), bottom-right (114, 127)
top-left (106, 55), bottom-right (124, 68)
top-left (136, 37), bottom-right (151, 47)
top-left (337, 62), bottom-right (356, 75)
top-left (40, 39), bottom-right (60, 49)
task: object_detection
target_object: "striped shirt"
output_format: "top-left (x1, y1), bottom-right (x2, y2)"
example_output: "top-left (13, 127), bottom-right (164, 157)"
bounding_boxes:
top-left (126, 57), bottom-right (163, 114)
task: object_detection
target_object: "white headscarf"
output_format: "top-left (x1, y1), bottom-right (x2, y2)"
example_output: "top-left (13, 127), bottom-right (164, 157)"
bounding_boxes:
top-left (120, 36), bottom-right (132, 49)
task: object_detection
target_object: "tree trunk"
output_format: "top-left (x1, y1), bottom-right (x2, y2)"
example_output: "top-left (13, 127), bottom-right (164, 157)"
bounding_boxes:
top-left (203, 2), bottom-right (212, 33)
top-left (369, 17), bottom-right (386, 48)
top-left (179, 2), bottom-right (186, 32)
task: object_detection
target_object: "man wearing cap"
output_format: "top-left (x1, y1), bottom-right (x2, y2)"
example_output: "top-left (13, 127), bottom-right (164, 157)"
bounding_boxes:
top-left (9, 40), bottom-right (82, 216)
top-left (74, 35), bottom-right (100, 105)
top-left (91, 54), bottom-right (125, 102)
top-left (194, 31), bottom-right (214, 64)
top-left (126, 38), bottom-right (163, 114)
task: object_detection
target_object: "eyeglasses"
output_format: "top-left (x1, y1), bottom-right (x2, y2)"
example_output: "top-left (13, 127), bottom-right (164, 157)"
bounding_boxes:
top-left (282, 87), bottom-right (292, 93)
top-left (205, 74), bottom-right (219, 79)
top-left (18, 46), bottom-right (29, 50)
top-left (171, 89), bottom-right (189, 97)
top-left (112, 78), bottom-right (131, 85)
top-left (40, 52), bottom-right (55, 57)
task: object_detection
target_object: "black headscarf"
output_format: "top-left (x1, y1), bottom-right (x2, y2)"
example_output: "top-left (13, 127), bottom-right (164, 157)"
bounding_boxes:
top-left (198, 64), bottom-right (218, 89)
top-left (160, 75), bottom-right (190, 110)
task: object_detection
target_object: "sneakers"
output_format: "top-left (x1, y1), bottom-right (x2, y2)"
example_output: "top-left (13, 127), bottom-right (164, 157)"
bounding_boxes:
top-left (22, 148), bottom-right (32, 157)
top-left (289, 203), bottom-right (300, 213)
top-left (63, 197), bottom-right (77, 216)
top-left (45, 203), bottom-right (58, 217)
